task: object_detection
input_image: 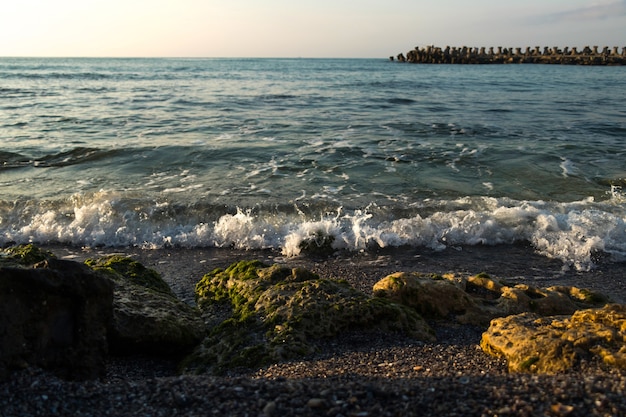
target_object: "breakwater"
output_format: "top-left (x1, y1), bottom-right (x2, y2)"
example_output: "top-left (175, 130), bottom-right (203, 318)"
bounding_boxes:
top-left (391, 45), bottom-right (626, 65)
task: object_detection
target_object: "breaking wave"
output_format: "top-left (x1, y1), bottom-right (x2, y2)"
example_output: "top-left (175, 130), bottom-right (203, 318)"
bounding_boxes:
top-left (1, 190), bottom-right (624, 271)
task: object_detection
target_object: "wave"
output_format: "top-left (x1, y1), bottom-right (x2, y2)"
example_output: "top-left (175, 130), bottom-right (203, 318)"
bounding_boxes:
top-left (0, 151), bottom-right (31, 170)
top-left (1, 190), bottom-right (624, 271)
top-left (33, 147), bottom-right (121, 168)
top-left (3, 72), bottom-right (115, 80)
top-left (0, 147), bottom-right (124, 170)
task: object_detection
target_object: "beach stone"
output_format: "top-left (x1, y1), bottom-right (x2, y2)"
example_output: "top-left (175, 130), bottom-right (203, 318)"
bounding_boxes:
top-left (0, 243), bottom-right (54, 266)
top-left (297, 230), bottom-right (336, 256)
top-left (0, 245), bottom-right (113, 380)
top-left (182, 260), bottom-right (433, 374)
top-left (372, 271), bottom-right (477, 318)
top-left (307, 398), bottom-right (326, 408)
top-left (373, 272), bottom-right (607, 326)
top-left (86, 255), bottom-right (206, 356)
top-left (480, 304), bottom-right (626, 373)
top-left (496, 284), bottom-right (605, 317)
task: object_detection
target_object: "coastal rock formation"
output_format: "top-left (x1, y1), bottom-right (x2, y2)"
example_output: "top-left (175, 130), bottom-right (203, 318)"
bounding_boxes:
top-left (4, 243), bottom-right (623, 381)
top-left (0, 245), bottom-right (113, 380)
top-left (86, 255), bottom-right (206, 356)
top-left (182, 260), bottom-right (433, 375)
top-left (481, 304), bottom-right (626, 373)
top-left (391, 45), bottom-right (626, 65)
top-left (373, 272), bottom-right (607, 325)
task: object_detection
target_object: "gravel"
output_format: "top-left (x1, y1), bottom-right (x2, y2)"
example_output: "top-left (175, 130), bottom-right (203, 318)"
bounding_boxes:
top-left (1, 244), bottom-right (625, 416)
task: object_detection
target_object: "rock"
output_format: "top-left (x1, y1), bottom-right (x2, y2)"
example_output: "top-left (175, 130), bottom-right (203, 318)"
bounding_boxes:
top-left (181, 260), bottom-right (433, 375)
top-left (394, 45), bottom-right (626, 65)
top-left (85, 254), bottom-right (174, 295)
top-left (373, 271), bottom-right (476, 318)
top-left (373, 272), bottom-right (607, 326)
top-left (307, 398), bottom-right (326, 408)
top-left (496, 284), bottom-right (605, 317)
top-left (0, 245), bottom-right (207, 378)
top-left (86, 255), bottom-right (206, 356)
top-left (0, 243), bottom-right (55, 266)
top-left (263, 401), bottom-right (277, 416)
top-left (297, 230), bottom-right (336, 256)
top-left (0, 246), bottom-right (113, 380)
top-left (480, 304), bottom-right (626, 373)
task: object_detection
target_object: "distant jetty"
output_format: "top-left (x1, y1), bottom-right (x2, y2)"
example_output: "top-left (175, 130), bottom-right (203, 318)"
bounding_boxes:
top-left (391, 45), bottom-right (626, 65)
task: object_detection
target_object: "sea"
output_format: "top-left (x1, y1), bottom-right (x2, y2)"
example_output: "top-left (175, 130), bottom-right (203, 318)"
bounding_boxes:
top-left (1, 57), bottom-right (625, 271)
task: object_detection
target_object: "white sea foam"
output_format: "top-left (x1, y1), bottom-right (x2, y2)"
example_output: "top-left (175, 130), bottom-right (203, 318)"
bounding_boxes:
top-left (282, 217), bottom-right (343, 257)
top-left (1, 192), bottom-right (624, 271)
top-left (560, 158), bottom-right (577, 178)
top-left (163, 183), bottom-right (204, 193)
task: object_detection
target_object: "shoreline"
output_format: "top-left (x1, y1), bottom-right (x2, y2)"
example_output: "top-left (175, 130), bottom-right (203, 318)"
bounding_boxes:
top-left (43, 242), bottom-right (626, 304)
top-left (2, 243), bottom-right (625, 416)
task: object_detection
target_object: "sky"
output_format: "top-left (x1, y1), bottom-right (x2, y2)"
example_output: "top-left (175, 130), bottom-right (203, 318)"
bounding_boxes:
top-left (1, 0), bottom-right (625, 58)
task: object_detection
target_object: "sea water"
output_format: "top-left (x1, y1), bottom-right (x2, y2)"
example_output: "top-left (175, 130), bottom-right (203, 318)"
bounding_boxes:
top-left (1, 57), bottom-right (625, 270)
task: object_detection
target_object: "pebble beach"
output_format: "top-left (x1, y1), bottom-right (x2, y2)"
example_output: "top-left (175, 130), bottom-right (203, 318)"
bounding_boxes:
top-left (2, 244), bottom-right (625, 416)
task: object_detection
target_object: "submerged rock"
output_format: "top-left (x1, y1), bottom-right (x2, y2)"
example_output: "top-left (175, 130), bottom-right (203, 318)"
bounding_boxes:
top-left (86, 255), bottom-right (205, 356)
top-left (297, 230), bottom-right (336, 256)
top-left (373, 272), bottom-right (607, 325)
top-left (182, 260), bottom-right (433, 375)
top-left (0, 245), bottom-right (113, 380)
top-left (480, 304), bottom-right (626, 373)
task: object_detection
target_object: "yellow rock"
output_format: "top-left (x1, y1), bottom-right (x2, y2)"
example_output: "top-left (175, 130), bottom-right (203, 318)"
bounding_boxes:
top-left (372, 272), bottom-right (475, 319)
top-left (373, 272), bottom-right (608, 326)
top-left (480, 304), bottom-right (626, 373)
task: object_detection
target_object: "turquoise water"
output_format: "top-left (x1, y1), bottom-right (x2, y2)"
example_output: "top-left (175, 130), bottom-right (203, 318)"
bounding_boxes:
top-left (1, 58), bottom-right (625, 269)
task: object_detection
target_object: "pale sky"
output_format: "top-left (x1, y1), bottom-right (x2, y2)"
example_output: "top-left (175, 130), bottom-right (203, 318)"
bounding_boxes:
top-left (1, 0), bottom-right (625, 58)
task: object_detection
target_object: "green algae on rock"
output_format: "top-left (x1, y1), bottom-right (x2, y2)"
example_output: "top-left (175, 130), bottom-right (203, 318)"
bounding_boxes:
top-left (183, 260), bottom-right (434, 375)
top-left (86, 255), bottom-right (205, 355)
top-left (86, 255), bottom-right (174, 296)
top-left (480, 304), bottom-right (626, 373)
top-left (373, 272), bottom-right (476, 319)
top-left (373, 272), bottom-right (608, 326)
top-left (0, 244), bottom-right (56, 266)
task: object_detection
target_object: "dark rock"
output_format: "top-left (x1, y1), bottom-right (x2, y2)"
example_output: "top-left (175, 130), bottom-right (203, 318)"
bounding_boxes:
top-left (85, 255), bottom-right (174, 296)
top-left (297, 230), bottom-right (336, 256)
top-left (0, 254), bottom-right (113, 380)
top-left (393, 45), bottom-right (626, 65)
top-left (86, 255), bottom-right (206, 356)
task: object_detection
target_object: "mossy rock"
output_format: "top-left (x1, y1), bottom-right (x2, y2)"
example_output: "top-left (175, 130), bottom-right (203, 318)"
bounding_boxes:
top-left (85, 255), bottom-right (173, 296)
top-left (85, 255), bottom-right (205, 355)
top-left (481, 304), bottom-right (626, 373)
top-left (373, 272), bottom-right (479, 320)
top-left (182, 261), bottom-right (433, 375)
top-left (0, 244), bottom-right (56, 266)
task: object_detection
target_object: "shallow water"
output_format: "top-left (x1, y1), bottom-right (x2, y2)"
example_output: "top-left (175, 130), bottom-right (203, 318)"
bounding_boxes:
top-left (1, 58), bottom-right (625, 270)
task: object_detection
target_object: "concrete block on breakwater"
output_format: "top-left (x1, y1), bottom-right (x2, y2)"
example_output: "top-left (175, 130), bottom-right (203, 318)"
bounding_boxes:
top-left (391, 45), bottom-right (626, 65)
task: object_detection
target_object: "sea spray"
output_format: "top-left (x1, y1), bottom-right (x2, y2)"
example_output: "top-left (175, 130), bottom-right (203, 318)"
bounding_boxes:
top-left (1, 193), bottom-right (625, 271)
